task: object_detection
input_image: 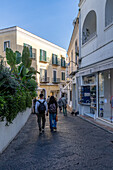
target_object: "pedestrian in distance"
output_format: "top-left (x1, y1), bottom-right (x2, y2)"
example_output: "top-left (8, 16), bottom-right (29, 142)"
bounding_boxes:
top-left (35, 94), bottom-right (48, 134)
top-left (47, 96), bottom-right (50, 105)
top-left (61, 94), bottom-right (67, 116)
top-left (58, 97), bottom-right (63, 113)
top-left (48, 96), bottom-right (58, 132)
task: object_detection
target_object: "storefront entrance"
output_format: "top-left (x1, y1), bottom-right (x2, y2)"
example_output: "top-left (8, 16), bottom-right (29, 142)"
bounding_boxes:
top-left (78, 74), bottom-right (97, 118)
top-left (98, 69), bottom-right (113, 123)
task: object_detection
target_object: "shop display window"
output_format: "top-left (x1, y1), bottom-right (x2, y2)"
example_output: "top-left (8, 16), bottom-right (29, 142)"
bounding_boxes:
top-left (79, 85), bottom-right (96, 108)
top-left (83, 75), bottom-right (96, 84)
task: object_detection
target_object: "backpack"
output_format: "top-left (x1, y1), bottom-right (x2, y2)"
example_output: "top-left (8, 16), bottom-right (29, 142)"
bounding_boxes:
top-left (49, 103), bottom-right (56, 114)
top-left (38, 100), bottom-right (46, 114)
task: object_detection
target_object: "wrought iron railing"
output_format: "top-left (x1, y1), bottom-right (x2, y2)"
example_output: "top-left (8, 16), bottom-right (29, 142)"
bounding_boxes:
top-left (40, 77), bottom-right (50, 83)
top-left (52, 78), bottom-right (60, 83)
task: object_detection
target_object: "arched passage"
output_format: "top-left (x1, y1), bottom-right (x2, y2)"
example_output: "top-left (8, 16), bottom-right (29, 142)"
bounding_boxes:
top-left (82, 10), bottom-right (97, 45)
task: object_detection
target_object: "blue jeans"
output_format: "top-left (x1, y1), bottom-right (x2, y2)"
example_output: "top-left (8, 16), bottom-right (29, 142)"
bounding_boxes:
top-left (49, 113), bottom-right (57, 130)
top-left (63, 106), bottom-right (67, 116)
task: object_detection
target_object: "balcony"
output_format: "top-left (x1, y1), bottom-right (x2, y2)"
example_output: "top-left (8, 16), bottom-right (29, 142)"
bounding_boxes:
top-left (52, 59), bottom-right (60, 66)
top-left (40, 56), bottom-right (49, 63)
top-left (61, 61), bottom-right (66, 68)
top-left (52, 78), bottom-right (60, 84)
top-left (40, 77), bottom-right (50, 83)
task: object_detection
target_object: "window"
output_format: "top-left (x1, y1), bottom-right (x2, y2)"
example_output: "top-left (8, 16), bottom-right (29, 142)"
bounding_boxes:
top-left (75, 41), bottom-right (78, 64)
top-left (61, 57), bottom-right (66, 67)
top-left (71, 50), bottom-right (73, 72)
top-left (40, 49), bottom-right (47, 61)
top-left (61, 72), bottom-right (65, 80)
top-left (4, 41), bottom-right (10, 51)
top-left (82, 10), bottom-right (97, 45)
top-left (53, 70), bottom-right (57, 81)
top-left (52, 54), bottom-right (59, 65)
top-left (40, 69), bottom-right (47, 78)
top-left (105, 0), bottom-right (113, 27)
top-left (24, 43), bottom-right (32, 58)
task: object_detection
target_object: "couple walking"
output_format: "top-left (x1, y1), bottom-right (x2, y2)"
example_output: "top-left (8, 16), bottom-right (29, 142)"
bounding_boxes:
top-left (35, 94), bottom-right (57, 134)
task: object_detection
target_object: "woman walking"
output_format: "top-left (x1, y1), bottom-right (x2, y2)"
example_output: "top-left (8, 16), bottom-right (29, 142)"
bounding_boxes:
top-left (48, 96), bottom-right (57, 131)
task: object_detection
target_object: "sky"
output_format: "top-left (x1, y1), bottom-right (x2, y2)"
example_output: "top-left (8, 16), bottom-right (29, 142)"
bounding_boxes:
top-left (0, 0), bottom-right (79, 50)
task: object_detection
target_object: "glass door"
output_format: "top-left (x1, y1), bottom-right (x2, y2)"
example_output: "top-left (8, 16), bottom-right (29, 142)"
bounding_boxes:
top-left (98, 70), bottom-right (112, 122)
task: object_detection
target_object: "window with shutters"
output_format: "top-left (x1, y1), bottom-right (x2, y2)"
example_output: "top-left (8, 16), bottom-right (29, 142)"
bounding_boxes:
top-left (52, 54), bottom-right (59, 65)
top-left (40, 49), bottom-right (47, 62)
top-left (4, 41), bottom-right (10, 51)
top-left (61, 56), bottom-right (66, 67)
top-left (61, 72), bottom-right (65, 81)
top-left (24, 43), bottom-right (32, 58)
top-left (40, 69), bottom-right (49, 82)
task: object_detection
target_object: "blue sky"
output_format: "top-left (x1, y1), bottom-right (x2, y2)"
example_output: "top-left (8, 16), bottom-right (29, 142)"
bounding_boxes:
top-left (0, 0), bottom-right (79, 50)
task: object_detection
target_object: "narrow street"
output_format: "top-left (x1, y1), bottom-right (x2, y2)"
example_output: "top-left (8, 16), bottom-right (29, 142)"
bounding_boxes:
top-left (0, 112), bottom-right (113, 170)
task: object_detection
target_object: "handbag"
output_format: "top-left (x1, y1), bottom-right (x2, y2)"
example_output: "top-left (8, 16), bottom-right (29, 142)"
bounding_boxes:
top-left (56, 115), bottom-right (58, 122)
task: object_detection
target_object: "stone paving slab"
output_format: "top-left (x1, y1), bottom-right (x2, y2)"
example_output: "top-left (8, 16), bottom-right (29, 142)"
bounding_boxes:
top-left (0, 112), bottom-right (113, 170)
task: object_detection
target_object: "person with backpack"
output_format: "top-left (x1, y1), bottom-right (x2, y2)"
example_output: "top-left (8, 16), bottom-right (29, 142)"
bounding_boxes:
top-left (35, 94), bottom-right (48, 134)
top-left (61, 94), bottom-right (67, 116)
top-left (48, 96), bottom-right (57, 132)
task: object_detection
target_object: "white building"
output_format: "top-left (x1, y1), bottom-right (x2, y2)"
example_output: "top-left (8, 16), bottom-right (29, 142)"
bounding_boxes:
top-left (77, 0), bottom-right (113, 124)
top-left (64, 13), bottom-right (79, 111)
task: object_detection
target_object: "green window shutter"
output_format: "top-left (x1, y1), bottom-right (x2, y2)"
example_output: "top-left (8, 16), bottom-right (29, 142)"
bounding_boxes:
top-left (64, 73), bottom-right (65, 80)
top-left (64, 60), bottom-right (66, 67)
top-left (40, 49), bottom-right (42, 61)
top-left (45, 51), bottom-right (47, 61)
top-left (61, 57), bottom-right (63, 66)
top-left (30, 46), bottom-right (32, 58)
top-left (56, 55), bottom-right (58, 65)
top-left (52, 54), bottom-right (54, 64)
top-left (62, 72), bottom-right (63, 80)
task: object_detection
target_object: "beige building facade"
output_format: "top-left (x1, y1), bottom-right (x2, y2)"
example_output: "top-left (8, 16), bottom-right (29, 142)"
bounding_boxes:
top-left (66, 12), bottom-right (79, 111)
top-left (0, 26), bottom-right (66, 99)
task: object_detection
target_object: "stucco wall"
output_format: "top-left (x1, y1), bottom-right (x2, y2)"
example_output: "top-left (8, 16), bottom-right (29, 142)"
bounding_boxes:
top-left (0, 108), bottom-right (31, 153)
top-left (80, 0), bottom-right (113, 68)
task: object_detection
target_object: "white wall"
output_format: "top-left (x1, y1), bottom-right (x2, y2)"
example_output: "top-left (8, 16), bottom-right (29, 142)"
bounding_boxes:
top-left (80, 0), bottom-right (113, 68)
top-left (0, 108), bottom-right (31, 153)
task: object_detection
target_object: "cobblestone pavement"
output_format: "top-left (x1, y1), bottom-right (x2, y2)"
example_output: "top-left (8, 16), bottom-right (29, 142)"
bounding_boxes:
top-left (0, 113), bottom-right (113, 170)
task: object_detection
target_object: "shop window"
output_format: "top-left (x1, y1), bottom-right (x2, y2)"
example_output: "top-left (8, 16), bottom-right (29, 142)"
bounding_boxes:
top-left (105, 0), bottom-right (113, 27)
top-left (79, 75), bottom-right (97, 114)
top-left (83, 75), bottom-right (96, 84)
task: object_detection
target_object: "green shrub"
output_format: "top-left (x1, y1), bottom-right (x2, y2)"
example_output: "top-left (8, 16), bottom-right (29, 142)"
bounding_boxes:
top-left (26, 92), bottom-right (32, 108)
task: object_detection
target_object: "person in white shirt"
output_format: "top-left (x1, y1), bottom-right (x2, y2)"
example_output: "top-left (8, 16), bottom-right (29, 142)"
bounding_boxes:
top-left (35, 94), bottom-right (48, 134)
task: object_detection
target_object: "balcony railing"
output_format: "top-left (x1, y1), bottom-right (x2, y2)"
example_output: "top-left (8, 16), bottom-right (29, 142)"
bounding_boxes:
top-left (40, 56), bottom-right (49, 62)
top-left (52, 59), bottom-right (60, 66)
top-left (61, 62), bottom-right (66, 68)
top-left (40, 77), bottom-right (50, 83)
top-left (52, 78), bottom-right (60, 84)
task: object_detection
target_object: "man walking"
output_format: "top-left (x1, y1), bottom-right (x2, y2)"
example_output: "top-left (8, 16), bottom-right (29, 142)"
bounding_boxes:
top-left (61, 94), bottom-right (67, 116)
top-left (35, 94), bottom-right (48, 134)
